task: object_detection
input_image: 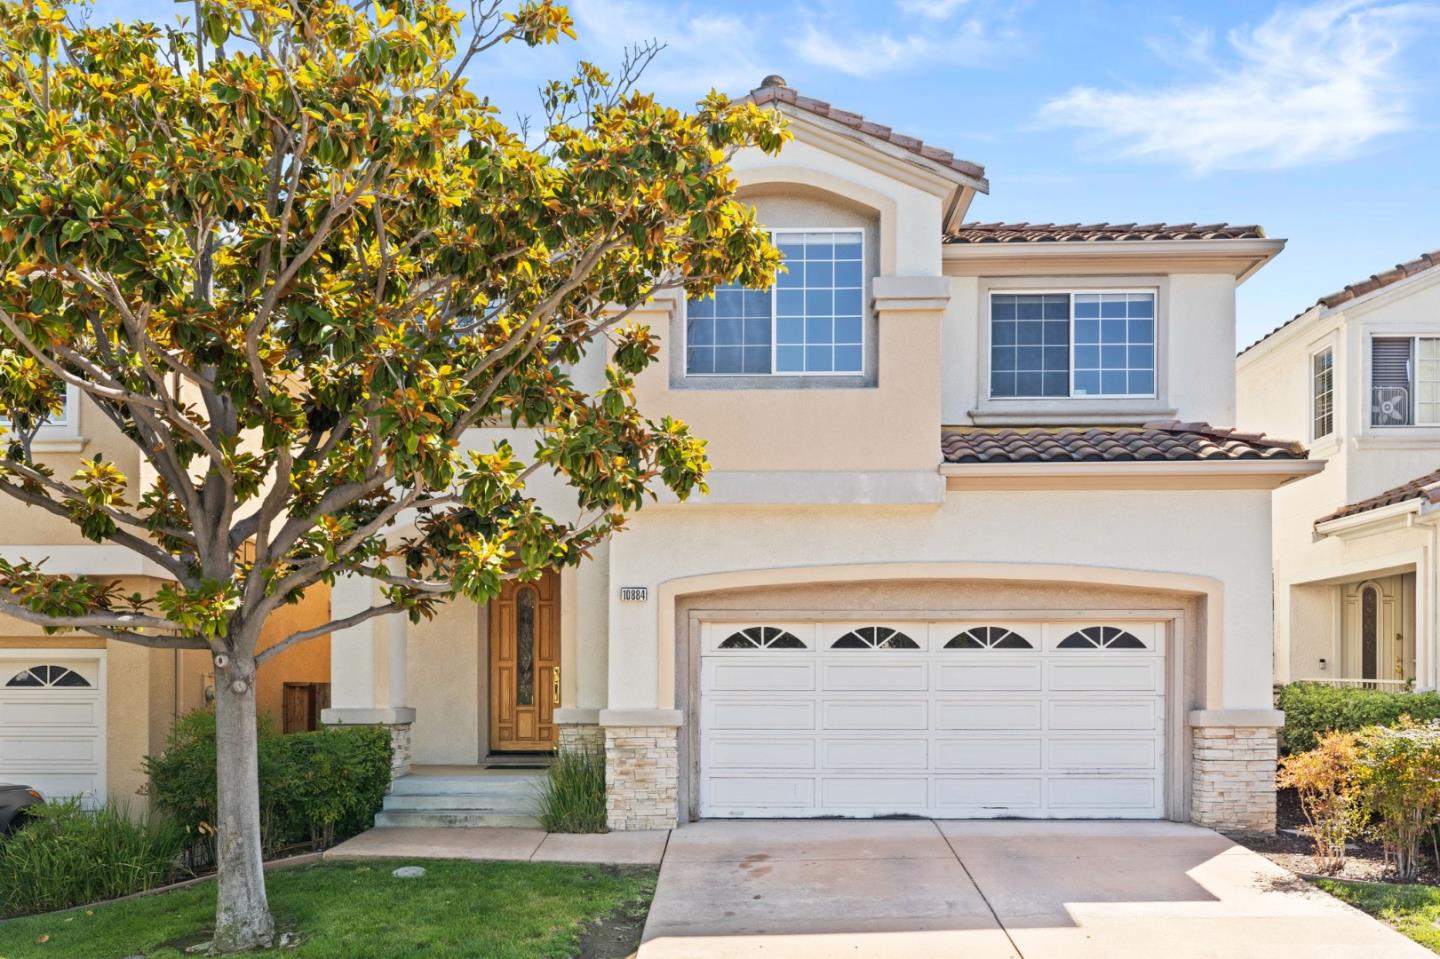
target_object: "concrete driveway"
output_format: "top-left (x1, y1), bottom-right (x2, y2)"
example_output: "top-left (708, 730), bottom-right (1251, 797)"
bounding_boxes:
top-left (639, 820), bottom-right (1432, 959)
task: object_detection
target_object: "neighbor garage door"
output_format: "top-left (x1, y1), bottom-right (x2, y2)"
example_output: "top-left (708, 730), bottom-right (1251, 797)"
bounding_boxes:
top-left (698, 618), bottom-right (1167, 818)
top-left (0, 655), bottom-right (105, 803)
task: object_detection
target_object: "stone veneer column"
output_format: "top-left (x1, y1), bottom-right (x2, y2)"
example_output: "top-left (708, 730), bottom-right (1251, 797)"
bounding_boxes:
top-left (321, 707), bottom-right (417, 779)
top-left (599, 709), bottom-right (681, 831)
top-left (555, 707), bottom-right (605, 753)
top-left (1189, 710), bottom-right (1284, 833)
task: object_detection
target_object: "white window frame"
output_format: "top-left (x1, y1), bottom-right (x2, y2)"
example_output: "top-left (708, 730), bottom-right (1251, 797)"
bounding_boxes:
top-left (1369, 334), bottom-right (1440, 428)
top-left (1311, 347), bottom-right (1335, 440)
top-left (682, 227), bottom-right (867, 378)
top-left (986, 288), bottom-right (1159, 401)
top-left (0, 384), bottom-right (83, 451)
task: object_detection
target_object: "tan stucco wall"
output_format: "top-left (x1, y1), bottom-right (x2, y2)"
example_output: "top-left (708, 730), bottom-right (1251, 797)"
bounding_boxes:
top-left (254, 583), bottom-right (332, 728)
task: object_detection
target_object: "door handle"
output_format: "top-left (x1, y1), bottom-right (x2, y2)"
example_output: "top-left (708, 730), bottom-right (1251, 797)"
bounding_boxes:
top-left (552, 666), bottom-right (561, 706)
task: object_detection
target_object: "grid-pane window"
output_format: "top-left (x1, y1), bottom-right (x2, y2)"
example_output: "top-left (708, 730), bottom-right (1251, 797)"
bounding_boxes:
top-left (1312, 348), bottom-right (1334, 439)
top-left (1419, 339), bottom-right (1440, 425)
top-left (1073, 293), bottom-right (1155, 396)
top-left (776, 232), bottom-right (864, 373)
top-left (686, 229), bottom-right (864, 377)
top-left (1369, 336), bottom-right (1440, 427)
top-left (989, 291), bottom-right (1157, 399)
top-left (990, 294), bottom-right (1070, 397)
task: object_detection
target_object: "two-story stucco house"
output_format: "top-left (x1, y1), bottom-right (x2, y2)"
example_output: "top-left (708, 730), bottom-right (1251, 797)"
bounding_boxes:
top-left (319, 77), bottom-right (1320, 835)
top-left (1238, 249), bottom-right (1440, 693)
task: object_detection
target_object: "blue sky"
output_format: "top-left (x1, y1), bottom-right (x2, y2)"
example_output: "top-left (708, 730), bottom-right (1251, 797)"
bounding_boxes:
top-left (94, 0), bottom-right (1439, 347)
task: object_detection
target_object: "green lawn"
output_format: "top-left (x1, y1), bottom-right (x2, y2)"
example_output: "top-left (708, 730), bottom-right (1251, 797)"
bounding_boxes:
top-left (1314, 878), bottom-right (1440, 953)
top-left (0, 859), bottom-right (656, 959)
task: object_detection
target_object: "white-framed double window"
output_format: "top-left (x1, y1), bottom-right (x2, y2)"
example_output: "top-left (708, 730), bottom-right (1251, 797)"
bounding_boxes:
top-left (0, 384), bottom-right (80, 445)
top-left (1311, 347), bottom-right (1334, 440)
top-left (685, 229), bottom-right (865, 376)
top-left (988, 290), bottom-right (1157, 399)
top-left (1371, 336), bottom-right (1440, 426)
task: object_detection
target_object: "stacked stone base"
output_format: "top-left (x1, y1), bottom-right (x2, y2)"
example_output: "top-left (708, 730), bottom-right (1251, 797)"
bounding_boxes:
top-left (605, 725), bottom-right (679, 830)
top-left (386, 722), bottom-right (413, 779)
top-left (1190, 725), bottom-right (1278, 833)
top-left (558, 722), bottom-right (604, 753)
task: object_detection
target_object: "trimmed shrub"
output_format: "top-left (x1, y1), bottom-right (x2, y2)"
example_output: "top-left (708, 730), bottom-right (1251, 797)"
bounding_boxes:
top-left (1278, 682), bottom-right (1440, 753)
top-left (145, 708), bottom-right (390, 865)
top-left (1353, 719), bottom-right (1440, 880)
top-left (1277, 730), bottom-right (1366, 873)
top-left (535, 747), bottom-right (608, 833)
top-left (0, 799), bottom-right (187, 917)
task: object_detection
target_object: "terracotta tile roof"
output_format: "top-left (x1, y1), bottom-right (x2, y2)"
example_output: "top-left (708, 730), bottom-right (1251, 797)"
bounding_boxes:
top-left (746, 77), bottom-right (986, 184)
top-left (944, 222), bottom-right (1266, 244)
top-left (1317, 468), bottom-right (1440, 526)
top-left (1240, 248), bottom-right (1440, 356)
top-left (940, 422), bottom-right (1308, 464)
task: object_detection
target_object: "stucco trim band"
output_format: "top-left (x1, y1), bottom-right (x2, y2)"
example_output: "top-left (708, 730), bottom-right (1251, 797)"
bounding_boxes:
top-left (600, 708), bottom-right (683, 728)
top-left (1189, 709), bottom-right (1284, 728)
top-left (320, 706), bottom-right (416, 725)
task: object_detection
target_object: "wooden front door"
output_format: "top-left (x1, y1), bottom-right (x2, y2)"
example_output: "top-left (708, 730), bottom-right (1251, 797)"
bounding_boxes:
top-left (488, 570), bottom-right (559, 752)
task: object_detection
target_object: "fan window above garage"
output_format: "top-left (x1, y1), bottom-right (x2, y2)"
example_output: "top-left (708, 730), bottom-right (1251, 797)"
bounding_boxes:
top-left (718, 626), bottom-right (807, 649)
top-left (945, 626), bottom-right (1033, 650)
top-left (5, 665), bottom-right (92, 688)
top-left (832, 626), bottom-right (919, 649)
top-left (1058, 626), bottom-right (1146, 649)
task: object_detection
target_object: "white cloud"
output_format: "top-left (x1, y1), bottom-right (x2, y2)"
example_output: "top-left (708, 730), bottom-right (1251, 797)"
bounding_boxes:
top-left (896, 0), bottom-right (972, 19)
top-left (1039, 1), bottom-right (1433, 173)
top-left (792, 9), bottom-right (1006, 78)
top-left (566, 0), bottom-right (768, 97)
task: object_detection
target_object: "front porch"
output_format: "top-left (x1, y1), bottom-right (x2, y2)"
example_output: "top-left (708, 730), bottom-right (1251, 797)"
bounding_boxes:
top-left (1288, 570), bottom-right (1419, 690)
top-left (376, 762), bottom-right (553, 829)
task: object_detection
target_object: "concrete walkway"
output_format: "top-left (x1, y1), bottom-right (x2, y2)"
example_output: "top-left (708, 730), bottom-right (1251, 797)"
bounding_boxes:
top-left (324, 825), bottom-right (669, 865)
top-left (639, 820), bottom-right (1433, 959)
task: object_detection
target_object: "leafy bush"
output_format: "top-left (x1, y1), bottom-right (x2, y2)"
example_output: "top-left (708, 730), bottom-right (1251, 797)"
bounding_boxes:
top-left (535, 747), bottom-right (607, 833)
top-left (145, 709), bottom-right (391, 864)
top-left (1278, 683), bottom-right (1440, 753)
top-left (0, 799), bottom-right (187, 917)
top-left (1277, 730), bottom-right (1366, 873)
top-left (1353, 719), bottom-right (1440, 880)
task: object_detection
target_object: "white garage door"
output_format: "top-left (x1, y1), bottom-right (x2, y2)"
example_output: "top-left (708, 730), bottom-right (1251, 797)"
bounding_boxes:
top-left (0, 655), bottom-right (105, 803)
top-left (699, 618), bottom-right (1167, 819)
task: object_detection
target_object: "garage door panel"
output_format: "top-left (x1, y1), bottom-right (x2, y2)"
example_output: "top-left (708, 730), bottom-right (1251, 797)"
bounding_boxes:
top-left (822, 700), bottom-right (928, 731)
top-left (822, 738), bottom-right (928, 770)
top-left (935, 699), bottom-right (1042, 730)
top-left (821, 776), bottom-right (928, 808)
top-left (822, 661), bottom-right (928, 691)
top-left (704, 660), bottom-right (816, 692)
top-left (1048, 776), bottom-right (1162, 811)
top-left (935, 661), bottom-right (1041, 691)
top-left (0, 699), bottom-right (99, 726)
top-left (1048, 698), bottom-right (1161, 730)
top-left (0, 655), bottom-right (104, 803)
top-left (935, 737), bottom-right (1043, 770)
top-left (707, 700), bottom-right (815, 730)
top-left (1046, 660), bottom-right (1162, 692)
top-left (708, 776), bottom-right (815, 809)
top-left (934, 777), bottom-right (1043, 811)
top-left (707, 737), bottom-right (815, 770)
top-left (0, 736), bottom-right (99, 764)
top-left (1047, 737), bottom-right (1161, 770)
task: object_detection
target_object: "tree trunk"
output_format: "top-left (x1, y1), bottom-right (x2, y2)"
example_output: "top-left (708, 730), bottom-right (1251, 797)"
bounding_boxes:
top-left (212, 653), bottom-right (275, 952)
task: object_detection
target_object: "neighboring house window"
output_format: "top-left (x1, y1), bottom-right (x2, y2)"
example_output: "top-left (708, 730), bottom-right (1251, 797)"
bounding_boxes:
top-left (1312, 348), bottom-right (1334, 439)
top-left (1371, 336), bottom-right (1440, 426)
top-left (989, 291), bottom-right (1156, 398)
top-left (686, 229), bottom-right (864, 376)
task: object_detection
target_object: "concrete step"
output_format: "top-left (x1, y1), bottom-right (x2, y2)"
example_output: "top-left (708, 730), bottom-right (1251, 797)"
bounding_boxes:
top-left (382, 791), bottom-right (539, 812)
top-left (389, 773), bottom-right (545, 797)
top-left (373, 809), bottom-right (542, 829)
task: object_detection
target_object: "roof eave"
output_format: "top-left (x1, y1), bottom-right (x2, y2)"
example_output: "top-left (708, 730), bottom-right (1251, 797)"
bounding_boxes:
top-left (942, 237), bottom-right (1286, 282)
top-left (941, 458), bottom-right (1322, 492)
top-left (1315, 498), bottom-right (1424, 537)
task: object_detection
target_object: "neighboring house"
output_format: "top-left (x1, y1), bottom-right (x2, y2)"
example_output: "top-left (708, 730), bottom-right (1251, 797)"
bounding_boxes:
top-left (0, 400), bottom-right (332, 804)
top-left (1238, 249), bottom-right (1440, 693)
top-left (322, 77), bottom-right (1318, 834)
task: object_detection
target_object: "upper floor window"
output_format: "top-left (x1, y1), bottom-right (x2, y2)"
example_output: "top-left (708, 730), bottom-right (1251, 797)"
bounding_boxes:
top-left (989, 291), bottom-right (1156, 399)
top-left (1312, 348), bottom-right (1334, 439)
top-left (1371, 336), bottom-right (1440, 426)
top-left (686, 230), bottom-right (864, 377)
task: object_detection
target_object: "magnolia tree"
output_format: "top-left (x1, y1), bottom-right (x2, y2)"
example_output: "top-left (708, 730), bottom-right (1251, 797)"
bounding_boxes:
top-left (0, 0), bottom-right (785, 948)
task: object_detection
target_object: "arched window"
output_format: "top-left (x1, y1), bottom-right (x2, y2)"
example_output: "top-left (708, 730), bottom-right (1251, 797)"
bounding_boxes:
top-left (719, 626), bottom-right (806, 650)
top-left (945, 626), bottom-right (1033, 650)
top-left (1058, 626), bottom-right (1146, 650)
top-left (832, 626), bottom-right (919, 650)
top-left (5, 665), bottom-right (91, 688)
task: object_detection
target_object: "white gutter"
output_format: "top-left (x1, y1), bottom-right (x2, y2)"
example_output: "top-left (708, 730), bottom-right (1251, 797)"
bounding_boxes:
top-left (1314, 498), bottom-right (1424, 537)
top-left (940, 459), bottom-right (1323, 481)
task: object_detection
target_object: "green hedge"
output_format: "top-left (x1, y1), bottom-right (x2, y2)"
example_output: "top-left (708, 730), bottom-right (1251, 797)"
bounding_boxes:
top-left (144, 709), bottom-right (391, 864)
top-left (1278, 682), bottom-right (1440, 753)
top-left (0, 799), bottom-right (187, 917)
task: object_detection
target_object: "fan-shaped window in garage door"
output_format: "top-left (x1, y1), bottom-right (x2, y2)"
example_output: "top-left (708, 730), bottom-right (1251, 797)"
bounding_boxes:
top-left (945, 626), bottom-right (1033, 649)
top-left (5, 665), bottom-right (92, 688)
top-left (718, 626), bottom-right (807, 649)
top-left (1058, 626), bottom-right (1146, 649)
top-left (832, 626), bottom-right (919, 649)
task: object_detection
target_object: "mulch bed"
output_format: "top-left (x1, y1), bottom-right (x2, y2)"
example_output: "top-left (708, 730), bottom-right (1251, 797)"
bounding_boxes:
top-left (1231, 788), bottom-right (1440, 884)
